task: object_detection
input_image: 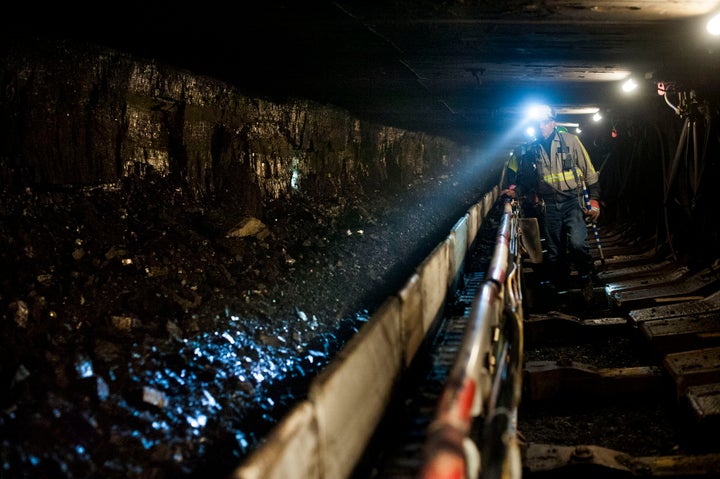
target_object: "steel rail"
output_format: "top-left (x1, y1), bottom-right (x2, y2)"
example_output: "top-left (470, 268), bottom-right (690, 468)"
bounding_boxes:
top-left (419, 200), bottom-right (524, 479)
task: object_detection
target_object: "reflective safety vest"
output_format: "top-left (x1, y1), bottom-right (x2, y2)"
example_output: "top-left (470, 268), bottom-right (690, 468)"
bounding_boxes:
top-left (531, 131), bottom-right (599, 194)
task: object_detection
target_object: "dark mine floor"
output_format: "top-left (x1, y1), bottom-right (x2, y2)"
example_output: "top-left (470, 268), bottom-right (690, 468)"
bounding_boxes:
top-left (0, 168), bottom-right (494, 479)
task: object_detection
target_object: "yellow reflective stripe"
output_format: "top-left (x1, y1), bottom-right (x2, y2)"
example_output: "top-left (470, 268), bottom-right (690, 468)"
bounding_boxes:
top-left (542, 169), bottom-right (580, 184)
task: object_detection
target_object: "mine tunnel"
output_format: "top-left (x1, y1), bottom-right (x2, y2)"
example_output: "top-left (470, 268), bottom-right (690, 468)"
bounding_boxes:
top-left (2, 2), bottom-right (720, 479)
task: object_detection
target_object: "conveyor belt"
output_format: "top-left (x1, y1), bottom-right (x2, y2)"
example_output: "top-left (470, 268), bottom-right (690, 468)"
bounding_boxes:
top-left (356, 218), bottom-right (720, 478)
top-left (351, 272), bottom-right (486, 478)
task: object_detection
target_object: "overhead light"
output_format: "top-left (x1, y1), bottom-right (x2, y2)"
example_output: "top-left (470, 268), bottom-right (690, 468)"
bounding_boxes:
top-left (593, 112), bottom-right (603, 122)
top-left (555, 106), bottom-right (600, 115)
top-left (622, 78), bottom-right (638, 92)
top-left (708, 12), bottom-right (720, 35)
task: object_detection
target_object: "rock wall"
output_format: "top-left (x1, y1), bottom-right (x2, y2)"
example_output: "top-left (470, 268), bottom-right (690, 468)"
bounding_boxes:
top-left (0, 38), bottom-right (468, 217)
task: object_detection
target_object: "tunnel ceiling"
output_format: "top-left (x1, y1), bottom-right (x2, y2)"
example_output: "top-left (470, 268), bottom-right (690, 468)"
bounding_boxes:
top-left (7, 1), bottom-right (720, 146)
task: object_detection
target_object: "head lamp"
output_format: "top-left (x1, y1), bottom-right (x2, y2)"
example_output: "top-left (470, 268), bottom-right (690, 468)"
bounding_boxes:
top-left (528, 104), bottom-right (556, 123)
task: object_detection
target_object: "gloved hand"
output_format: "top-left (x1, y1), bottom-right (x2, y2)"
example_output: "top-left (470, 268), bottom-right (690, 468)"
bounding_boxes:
top-left (501, 184), bottom-right (517, 199)
top-left (585, 199), bottom-right (600, 222)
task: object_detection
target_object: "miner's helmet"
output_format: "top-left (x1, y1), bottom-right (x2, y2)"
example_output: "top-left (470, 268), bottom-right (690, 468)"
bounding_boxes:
top-left (533, 104), bottom-right (556, 122)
